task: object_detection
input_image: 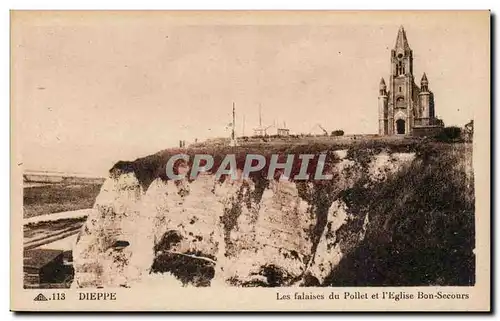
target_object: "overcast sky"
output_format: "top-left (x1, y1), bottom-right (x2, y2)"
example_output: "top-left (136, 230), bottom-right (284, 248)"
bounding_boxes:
top-left (12, 11), bottom-right (489, 175)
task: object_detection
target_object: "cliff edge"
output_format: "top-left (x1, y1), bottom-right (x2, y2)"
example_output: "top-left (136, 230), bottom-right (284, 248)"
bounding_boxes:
top-left (72, 141), bottom-right (474, 287)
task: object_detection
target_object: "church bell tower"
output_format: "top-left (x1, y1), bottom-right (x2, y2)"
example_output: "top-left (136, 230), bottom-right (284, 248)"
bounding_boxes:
top-left (378, 25), bottom-right (442, 136)
top-left (388, 25), bottom-right (414, 135)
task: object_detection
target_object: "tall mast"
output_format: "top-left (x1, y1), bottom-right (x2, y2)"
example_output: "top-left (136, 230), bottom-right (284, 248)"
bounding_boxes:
top-left (232, 102), bottom-right (235, 141)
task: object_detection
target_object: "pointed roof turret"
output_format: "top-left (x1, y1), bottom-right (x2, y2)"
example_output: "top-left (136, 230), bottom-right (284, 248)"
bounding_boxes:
top-left (379, 77), bottom-right (387, 95)
top-left (394, 25), bottom-right (411, 51)
top-left (420, 73), bottom-right (429, 91)
top-left (421, 72), bottom-right (428, 83)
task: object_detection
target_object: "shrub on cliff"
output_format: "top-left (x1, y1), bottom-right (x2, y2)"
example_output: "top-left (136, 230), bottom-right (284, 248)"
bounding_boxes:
top-left (324, 144), bottom-right (474, 286)
top-left (331, 130), bottom-right (345, 137)
top-left (435, 126), bottom-right (462, 142)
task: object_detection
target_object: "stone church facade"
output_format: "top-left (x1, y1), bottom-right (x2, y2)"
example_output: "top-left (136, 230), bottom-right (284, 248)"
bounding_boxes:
top-left (378, 26), bottom-right (443, 136)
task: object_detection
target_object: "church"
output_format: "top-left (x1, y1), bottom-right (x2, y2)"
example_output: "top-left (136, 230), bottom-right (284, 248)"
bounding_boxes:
top-left (378, 26), bottom-right (444, 136)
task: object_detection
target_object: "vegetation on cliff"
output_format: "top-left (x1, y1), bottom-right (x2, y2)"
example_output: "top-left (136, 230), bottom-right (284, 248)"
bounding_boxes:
top-left (105, 139), bottom-right (474, 287)
top-left (325, 143), bottom-right (474, 286)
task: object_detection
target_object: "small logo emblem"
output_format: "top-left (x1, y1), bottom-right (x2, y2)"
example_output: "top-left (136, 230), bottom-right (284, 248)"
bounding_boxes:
top-left (33, 293), bottom-right (48, 301)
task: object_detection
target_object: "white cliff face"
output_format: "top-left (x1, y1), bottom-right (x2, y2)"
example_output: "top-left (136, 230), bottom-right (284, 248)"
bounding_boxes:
top-left (220, 179), bottom-right (315, 286)
top-left (368, 152), bottom-right (416, 182)
top-left (73, 150), bottom-right (416, 288)
top-left (307, 200), bottom-right (349, 283)
top-left (72, 172), bottom-right (144, 288)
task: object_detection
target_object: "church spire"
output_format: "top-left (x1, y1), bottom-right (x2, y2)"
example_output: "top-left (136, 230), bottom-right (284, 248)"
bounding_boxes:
top-left (394, 25), bottom-right (411, 51)
top-left (421, 73), bottom-right (429, 91)
top-left (379, 77), bottom-right (387, 95)
top-left (421, 72), bottom-right (428, 83)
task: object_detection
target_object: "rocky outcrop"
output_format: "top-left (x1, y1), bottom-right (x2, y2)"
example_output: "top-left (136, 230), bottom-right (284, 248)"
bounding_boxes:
top-left (72, 144), bottom-right (442, 288)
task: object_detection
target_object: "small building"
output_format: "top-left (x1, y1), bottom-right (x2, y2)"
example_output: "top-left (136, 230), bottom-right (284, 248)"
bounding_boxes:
top-left (24, 249), bottom-right (65, 287)
top-left (277, 128), bottom-right (290, 137)
top-left (253, 127), bottom-right (267, 136)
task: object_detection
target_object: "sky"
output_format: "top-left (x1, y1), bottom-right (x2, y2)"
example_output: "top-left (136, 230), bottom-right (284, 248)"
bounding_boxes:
top-left (12, 11), bottom-right (489, 176)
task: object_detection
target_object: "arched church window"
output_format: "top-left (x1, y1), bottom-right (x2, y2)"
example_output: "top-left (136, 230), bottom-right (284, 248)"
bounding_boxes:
top-left (396, 96), bottom-right (405, 108)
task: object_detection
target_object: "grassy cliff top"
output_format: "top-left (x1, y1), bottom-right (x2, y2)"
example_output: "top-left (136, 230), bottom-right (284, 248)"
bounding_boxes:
top-left (109, 136), bottom-right (467, 190)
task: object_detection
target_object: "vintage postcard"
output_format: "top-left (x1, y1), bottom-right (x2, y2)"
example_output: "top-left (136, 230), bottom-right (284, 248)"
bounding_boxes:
top-left (10, 10), bottom-right (490, 311)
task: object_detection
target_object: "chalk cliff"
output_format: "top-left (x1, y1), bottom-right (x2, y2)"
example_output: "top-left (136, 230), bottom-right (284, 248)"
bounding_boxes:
top-left (72, 142), bottom-right (474, 287)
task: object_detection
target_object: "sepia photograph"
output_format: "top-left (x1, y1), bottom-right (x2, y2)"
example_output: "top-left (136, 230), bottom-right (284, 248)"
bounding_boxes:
top-left (10, 10), bottom-right (490, 311)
